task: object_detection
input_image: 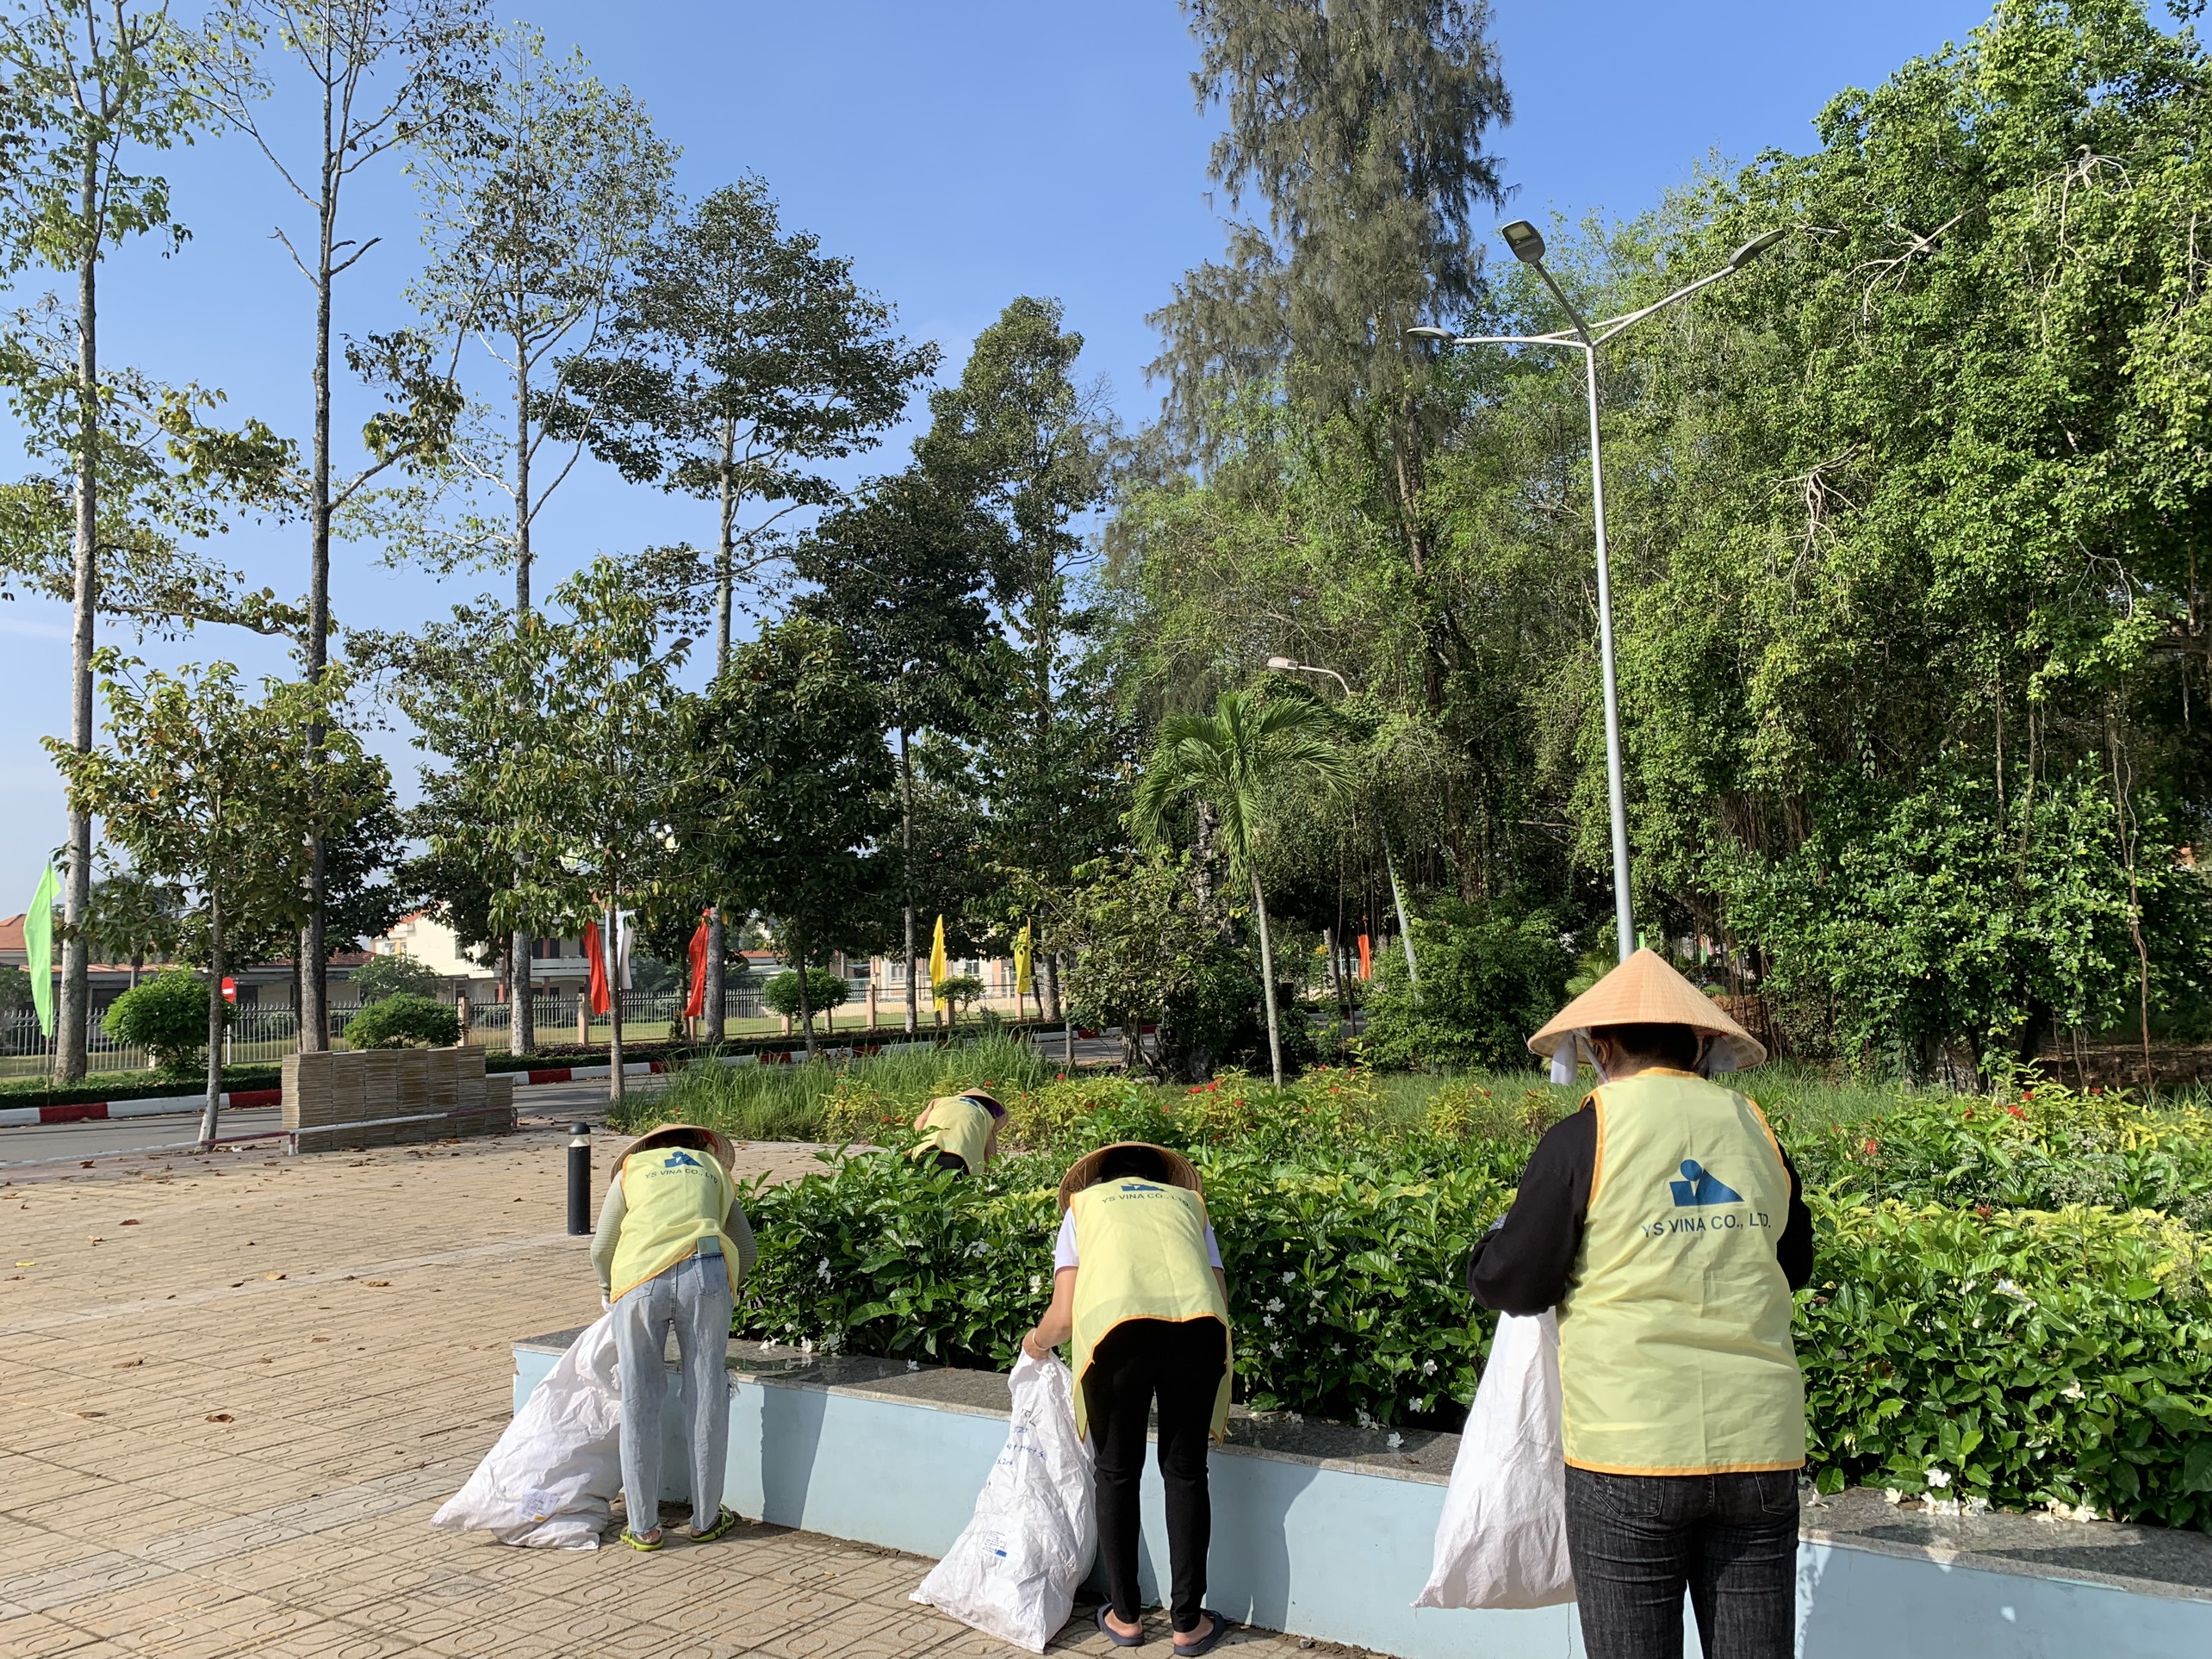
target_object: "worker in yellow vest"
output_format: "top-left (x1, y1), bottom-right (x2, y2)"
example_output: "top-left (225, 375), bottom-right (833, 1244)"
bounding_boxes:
top-left (592, 1123), bottom-right (757, 1551)
top-left (909, 1088), bottom-right (1006, 1175)
top-left (1022, 1143), bottom-right (1235, 1657)
top-left (1470, 949), bottom-right (1813, 1659)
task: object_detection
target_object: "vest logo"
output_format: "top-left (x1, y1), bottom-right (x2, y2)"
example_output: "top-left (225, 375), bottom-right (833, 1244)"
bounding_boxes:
top-left (1668, 1159), bottom-right (1743, 1206)
top-left (662, 1151), bottom-right (702, 1170)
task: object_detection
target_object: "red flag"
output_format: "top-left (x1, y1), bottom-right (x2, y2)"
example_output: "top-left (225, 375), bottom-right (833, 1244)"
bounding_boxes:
top-left (583, 920), bottom-right (611, 1016)
top-left (685, 912), bottom-right (711, 1019)
top-left (1357, 933), bottom-right (1372, 981)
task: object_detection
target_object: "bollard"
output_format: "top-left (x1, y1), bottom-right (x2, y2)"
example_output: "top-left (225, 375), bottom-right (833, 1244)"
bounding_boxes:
top-left (567, 1122), bottom-right (592, 1235)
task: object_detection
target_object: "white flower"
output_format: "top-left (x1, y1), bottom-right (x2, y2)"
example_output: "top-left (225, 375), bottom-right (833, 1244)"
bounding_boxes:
top-left (1265, 1297), bottom-right (1284, 1313)
top-left (1028, 1274), bottom-right (1042, 1296)
top-left (1355, 1409), bottom-right (1377, 1430)
top-left (1262, 1314), bottom-right (1276, 1328)
top-left (1421, 1358), bottom-right (1438, 1376)
top-left (907, 1359), bottom-right (920, 1372)
top-left (1882, 1488), bottom-right (1904, 1505)
top-left (1386, 1432), bottom-right (1404, 1450)
top-left (2062, 1381), bottom-right (2085, 1401)
top-left (1925, 1468), bottom-right (1952, 1490)
top-left (1282, 1271), bottom-right (1296, 1285)
top-left (816, 1257), bottom-right (831, 1282)
top-left (799, 1337), bottom-right (814, 1354)
top-left (1995, 1278), bottom-right (2033, 1302)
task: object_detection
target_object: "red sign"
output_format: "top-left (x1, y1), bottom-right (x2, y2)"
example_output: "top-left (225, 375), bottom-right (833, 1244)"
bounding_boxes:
top-left (220, 977), bottom-right (237, 1004)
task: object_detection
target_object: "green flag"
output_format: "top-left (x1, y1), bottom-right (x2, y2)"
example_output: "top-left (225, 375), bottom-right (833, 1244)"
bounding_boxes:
top-left (25, 864), bottom-right (57, 1039)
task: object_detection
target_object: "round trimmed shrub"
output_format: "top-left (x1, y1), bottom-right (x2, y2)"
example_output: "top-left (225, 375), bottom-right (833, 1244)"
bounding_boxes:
top-left (103, 971), bottom-right (222, 1078)
top-left (345, 992), bottom-right (460, 1049)
top-left (761, 967), bottom-right (850, 1020)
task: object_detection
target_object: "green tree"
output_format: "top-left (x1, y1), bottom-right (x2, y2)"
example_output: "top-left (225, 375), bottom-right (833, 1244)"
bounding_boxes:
top-left (81, 867), bottom-right (180, 987)
top-left (406, 21), bottom-right (675, 1053)
top-left (51, 656), bottom-right (381, 1143)
top-left (351, 951), bottom-right (444, 1003)
top-left (761, 966), bottom-right (848, 1034)
top-left (414, 556), bottom-right (691, 1098)
top-left (919, 296), bottom-right (1122, 1020)
top-left (794, 463), bottom-right (995, 1031)
top-left (576, 178), bottom-right (932, 1039)
top-left (1134, 687), bottom-right (1350, 1084)
top-left (0, 0), bottom-right (299, 1081)
top-left (194, 0), bottom-right (486, 1047)
top-left (678, 618), bottom-right (894, 1062)
top-left (1361, 903), bottom-right (1571, 1070)
top-left (102, 967), bottom-right (221, 1078)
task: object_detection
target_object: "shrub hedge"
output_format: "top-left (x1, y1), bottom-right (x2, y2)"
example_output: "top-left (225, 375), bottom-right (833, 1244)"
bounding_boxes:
top-left (726, 1063), bottom-right (2212, 1530)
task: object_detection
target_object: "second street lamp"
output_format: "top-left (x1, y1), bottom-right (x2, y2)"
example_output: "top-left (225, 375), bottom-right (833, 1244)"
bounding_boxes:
top-left (1409, 222), bottom-right (1785, 963)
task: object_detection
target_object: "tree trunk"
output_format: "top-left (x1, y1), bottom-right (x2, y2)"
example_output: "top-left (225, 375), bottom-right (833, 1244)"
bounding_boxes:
top-left (1252, 870), bottom-right (1283, 1088)
top-left (510, 931), bottom-right (534, 1055)
top-left (703, 909), bottom-right (725, 1043)
top-left (899, 723), bottom-right (918, 1034)
top-left (57, 157), bottom-right (100, 1085)
top-left (606, 899), bottom-right (624, 1103)
top-left (795, 935), bottom-right (818, 1062)
top-left (299, 155), bottom-right (337, 1053)
top-left (198, 893), bottom-right (226, 1150)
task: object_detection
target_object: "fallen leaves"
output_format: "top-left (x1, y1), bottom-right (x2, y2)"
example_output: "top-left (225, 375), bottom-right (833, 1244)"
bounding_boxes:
top-left (120, 1218), bottom-right (140, 1226)
top-left (362, 1279), bottom-right (390, 1288)
top-left (263, 1271), bottom-right (285, 1281)
top-left (113, 1358), bottom-right (143, 1369)
top-left (205, 1413), bottom-right (233, 1424)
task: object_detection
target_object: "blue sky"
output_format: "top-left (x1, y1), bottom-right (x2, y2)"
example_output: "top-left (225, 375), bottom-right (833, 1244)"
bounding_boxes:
top-left (1, 0), bottom-right (2001, 915)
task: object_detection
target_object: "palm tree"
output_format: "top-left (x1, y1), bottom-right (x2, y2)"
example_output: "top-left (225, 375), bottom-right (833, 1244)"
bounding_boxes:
top-left (1134, 689), bottom-right (1349, 1085)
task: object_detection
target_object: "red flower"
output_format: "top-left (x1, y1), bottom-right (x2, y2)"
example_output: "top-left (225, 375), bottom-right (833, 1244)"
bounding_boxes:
top-left (1975, 1204), bottom-right (1993, 1220)
top-left (2022, 1090), bottom-right (2035, 1101)
top-left (1963, 1109), bottom-right (1974, 1120)
top-left (2006, 1104), bottom-right (2026, 1119)
top-left (1862, 1138), bottom-right (1879, 1155)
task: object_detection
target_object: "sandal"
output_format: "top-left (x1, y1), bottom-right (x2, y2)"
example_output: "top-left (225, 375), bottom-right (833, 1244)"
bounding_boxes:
top-left (1096, 1603), bottom-right (1146, 1646)
top-left (688, 1505), bottom-right (742, 1544)
top-left (1173, 1610), bottom-right (1233, 1656)
top-left (619, 1527), bottom-right (664, 1551)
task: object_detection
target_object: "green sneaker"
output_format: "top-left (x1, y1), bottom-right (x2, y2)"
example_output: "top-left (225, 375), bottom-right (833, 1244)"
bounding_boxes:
top-left (619, 1527), bottom-right (664, 1551)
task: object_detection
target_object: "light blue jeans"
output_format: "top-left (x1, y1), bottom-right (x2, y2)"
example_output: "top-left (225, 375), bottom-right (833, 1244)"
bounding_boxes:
top-left (613, 1251), bottom-right (733, 1533)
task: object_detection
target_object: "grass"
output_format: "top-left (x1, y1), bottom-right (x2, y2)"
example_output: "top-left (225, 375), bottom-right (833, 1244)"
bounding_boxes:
top-left (609, 1030), bottom-right (1052, 1142)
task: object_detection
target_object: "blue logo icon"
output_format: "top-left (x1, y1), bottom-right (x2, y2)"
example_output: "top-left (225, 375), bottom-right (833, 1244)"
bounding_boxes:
top-left (1668, 1160), bottom-right (1743, 1206)
top-left (663, 1150), bottom-right (703, 1169)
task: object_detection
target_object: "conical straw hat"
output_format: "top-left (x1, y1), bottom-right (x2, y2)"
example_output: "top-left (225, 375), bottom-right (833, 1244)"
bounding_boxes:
top-left (1055, 1141), bottom-right (1203, 1213)
top-left (1527, 948), bottom-right (1766, 1071)
top-left (625, 1122), bottom-right (738, 1171)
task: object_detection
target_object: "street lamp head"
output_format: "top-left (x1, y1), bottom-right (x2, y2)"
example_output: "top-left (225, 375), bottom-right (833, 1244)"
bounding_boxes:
top-left (1728, 227), bottom-right (1788, 270)
top-left (1403, 325), bottom-right (1455, 341)
top-left (1500, 221), bottom-right (1546, 264)
top-left (1264, 656), bottom-right (1296, 671)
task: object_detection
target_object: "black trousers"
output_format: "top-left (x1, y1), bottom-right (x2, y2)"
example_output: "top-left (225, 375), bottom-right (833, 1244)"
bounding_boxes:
top-left (1563, 1465), bottom-right (1799, 1659)
top-left (1081, 1317), bottom-right (1227, 1634)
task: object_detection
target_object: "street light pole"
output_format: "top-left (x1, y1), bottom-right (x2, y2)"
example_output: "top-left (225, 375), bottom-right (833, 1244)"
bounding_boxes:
top-left (1410, 223), bottom-right (1784, 962)
top-left (1264, 656), bottom-right (1418, 986)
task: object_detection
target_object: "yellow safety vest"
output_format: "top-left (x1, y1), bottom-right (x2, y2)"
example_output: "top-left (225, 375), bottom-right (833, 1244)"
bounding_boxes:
top-left (1068, 1180), bottom-right (1232, 1443)
top-left (911, 1095), bottom-right (992, 1173)
top-left (1556, 1070), bottom-right (1805, 1475)
top-left (608, 1146), bottom-right (743, 1304)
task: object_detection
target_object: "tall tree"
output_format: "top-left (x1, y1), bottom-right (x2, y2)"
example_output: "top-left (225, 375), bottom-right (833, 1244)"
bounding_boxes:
top-left (407, 21), bottom-right (674, 1054)
top-left (572, 177), bottom-right (933, 1038)
top-left (192, 0), bottom-right (486, 1051)
top-left (677, 618), bottom-right (895, 1063)
top-left (51, 656), bottom-right (382, 1144)
top-left (1134, 687), bottom-right (1349, 1084)
top-left (918, 296), bottom-right (1117, 1020)
top-left (794, 463), bottom-right (994, 1032)
top-left (0, 0), bottom-right (283, 1081)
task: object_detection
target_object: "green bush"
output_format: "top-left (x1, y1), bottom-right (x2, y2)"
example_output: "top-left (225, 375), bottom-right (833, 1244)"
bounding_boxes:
top-left (761, 967), bottom-right (850, 1020)
top-left (734, 1072), bottom-right (2212, 1526)
top-left (102, 971), bottom-right (222, 1078)
top-left (350, 954), bottom-right (445, 1004)
top-left (344, 993), bottom-right (460, 1049)
top-left (1361, 905), bottom-right (1572, 1072)
top-left (935, 973), bottom-right (985, 1016)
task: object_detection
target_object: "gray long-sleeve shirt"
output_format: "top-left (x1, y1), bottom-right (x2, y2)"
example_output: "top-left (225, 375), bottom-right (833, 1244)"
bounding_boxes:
top-left (590, 1171), bottom-right (758, 1301)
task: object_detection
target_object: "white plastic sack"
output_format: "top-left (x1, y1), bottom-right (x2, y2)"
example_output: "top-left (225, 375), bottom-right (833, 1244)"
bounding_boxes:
top-left (911, 1351), bottom-right (1097, 1652)
top-left (1415, 1309), bottom-right (1575, 1610)
top-left (432, 1313), bottom-right (624, 1550)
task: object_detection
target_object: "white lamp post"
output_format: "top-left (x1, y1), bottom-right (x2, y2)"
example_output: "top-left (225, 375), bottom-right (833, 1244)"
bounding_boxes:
top-left (1409, 222), bottom-right (1785, 962)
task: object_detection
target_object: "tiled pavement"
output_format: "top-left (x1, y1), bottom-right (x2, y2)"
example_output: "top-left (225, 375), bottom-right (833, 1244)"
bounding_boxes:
top-left (1, 1126), bottom-right (1343, 1656)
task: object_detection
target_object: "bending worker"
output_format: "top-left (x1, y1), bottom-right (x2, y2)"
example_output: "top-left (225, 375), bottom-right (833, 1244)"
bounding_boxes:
top-left (1022, 1142), bottom-right (1234, 1657)
top-left (1469, 949), bottom-right (1814, 1659)
top-left (910, 1087), bottom-right (1006, 1175)
top-left (592, 1122), bottom-right (757, 1551)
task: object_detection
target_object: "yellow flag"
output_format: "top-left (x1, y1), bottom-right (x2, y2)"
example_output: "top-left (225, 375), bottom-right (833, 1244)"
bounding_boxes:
top-left (1013, 922), bottom-right (1034, 997)
top-left (929, 914), bottom-right (948, 1010)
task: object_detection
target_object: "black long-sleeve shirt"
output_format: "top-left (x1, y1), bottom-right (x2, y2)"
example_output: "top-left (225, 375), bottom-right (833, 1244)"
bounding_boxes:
top-left (1469, 1105), bottom-right (1814, 1315)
